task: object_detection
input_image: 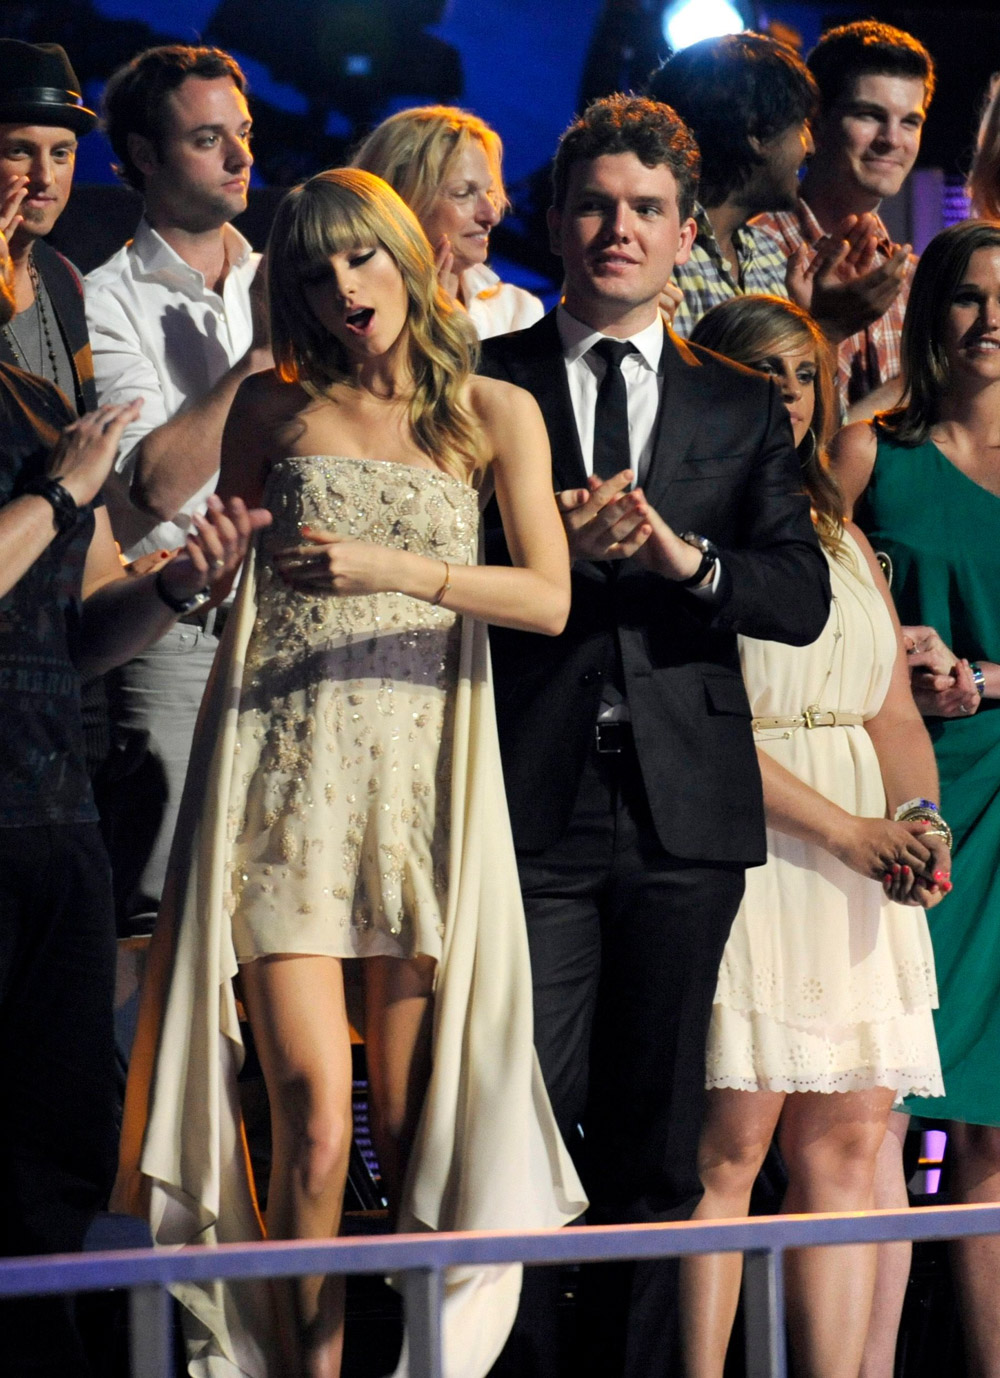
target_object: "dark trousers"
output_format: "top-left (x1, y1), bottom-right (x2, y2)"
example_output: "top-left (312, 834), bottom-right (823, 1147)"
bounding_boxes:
top-left (492, 735), bottom-right (744, 1378)
top-left (0, 822), bottom-right (118, 1377)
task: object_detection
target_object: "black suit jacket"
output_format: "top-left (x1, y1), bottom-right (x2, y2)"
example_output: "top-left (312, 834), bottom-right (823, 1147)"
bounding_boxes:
top-left (480, 311), bottom-right (831, 865)
top-left (0, 241), bottom-right (98, 417)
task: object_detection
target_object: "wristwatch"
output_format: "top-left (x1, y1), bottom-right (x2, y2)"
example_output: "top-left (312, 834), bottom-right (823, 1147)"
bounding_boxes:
top-left (154, 567), bottom-right (212, 615)
top-left (677, 531), bottom-right (719, 588)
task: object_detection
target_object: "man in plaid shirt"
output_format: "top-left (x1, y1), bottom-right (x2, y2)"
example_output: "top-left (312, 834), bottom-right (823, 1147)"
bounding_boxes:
top-left (753, 22), bottom-right (935, 411)
top-left (648, 33), bottom-right (818, 339)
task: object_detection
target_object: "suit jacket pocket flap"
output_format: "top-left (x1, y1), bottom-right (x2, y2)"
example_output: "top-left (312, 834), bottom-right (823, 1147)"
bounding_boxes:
top-left (703, 673), bottom-right (751, 716)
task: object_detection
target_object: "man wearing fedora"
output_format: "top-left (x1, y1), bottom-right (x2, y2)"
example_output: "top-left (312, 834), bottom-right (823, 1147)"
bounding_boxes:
top-left (0, 40), bottom-right (97, 416)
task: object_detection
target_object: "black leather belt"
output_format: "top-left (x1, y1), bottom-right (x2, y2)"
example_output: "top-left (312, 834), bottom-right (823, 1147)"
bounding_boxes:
top-left (178, 603), bottom-right (229, 638)
top-left (594, 720), bottom-right (632, 754)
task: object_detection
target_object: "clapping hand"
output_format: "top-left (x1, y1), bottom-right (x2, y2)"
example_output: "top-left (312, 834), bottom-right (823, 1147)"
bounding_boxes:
top-left (787, 213), bottom-right (911, 343)
top-left (47, 400), bottom-right (144, 508)
top-left (556, 471), bottom-right (652, 561)
top-left (157, 493), bottom-right (272, 603)
top-left (433, 235), bottom-right (462, 306)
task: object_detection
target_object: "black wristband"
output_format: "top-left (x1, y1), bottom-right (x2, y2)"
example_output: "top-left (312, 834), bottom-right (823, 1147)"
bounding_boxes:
top-left (21, 475), bottom-right (79, 535)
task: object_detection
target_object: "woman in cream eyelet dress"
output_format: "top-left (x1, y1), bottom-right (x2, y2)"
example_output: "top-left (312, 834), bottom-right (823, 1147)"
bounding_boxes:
top-left (682, 296), bottom-right (947, 1378)
top-left (113, 167), bottom-right (584, 1378)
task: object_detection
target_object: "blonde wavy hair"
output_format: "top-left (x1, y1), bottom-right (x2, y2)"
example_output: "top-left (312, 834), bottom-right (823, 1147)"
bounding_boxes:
top-left (267, 168), bottom-right (487, 482)
top-left (968, 74), bottom-right (1000, 220)
top-left (351, 105), bottom-right (509, 227)
top-left (690, 295), bottom-right (846, 559)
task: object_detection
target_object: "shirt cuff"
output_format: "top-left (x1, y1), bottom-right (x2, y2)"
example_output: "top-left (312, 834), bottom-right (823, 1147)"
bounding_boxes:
top-left (686, 557), bottom-right (722, 601)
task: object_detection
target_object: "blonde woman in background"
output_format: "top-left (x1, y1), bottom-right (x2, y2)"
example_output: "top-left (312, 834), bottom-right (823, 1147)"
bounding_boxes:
top-left (352, 105), bottom-right (544, 338)
top-left (682, 295), bottom-right (947, 1378)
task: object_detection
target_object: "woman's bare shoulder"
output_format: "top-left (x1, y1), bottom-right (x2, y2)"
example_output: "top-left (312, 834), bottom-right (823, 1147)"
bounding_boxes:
top-left (464, 373), bottom-right (542, 429)
top-left (829, 420), bottom-right (879, 514)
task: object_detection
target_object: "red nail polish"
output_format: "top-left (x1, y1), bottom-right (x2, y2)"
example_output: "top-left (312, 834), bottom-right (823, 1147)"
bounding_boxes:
top-left (883, 873), bottom-right (892, 884)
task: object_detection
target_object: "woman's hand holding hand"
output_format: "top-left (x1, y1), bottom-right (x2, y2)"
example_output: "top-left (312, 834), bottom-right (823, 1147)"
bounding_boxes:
top-left (912, 656), bottom-right (980, 717)
top-left (903, 825), bottom-right (952, 909)
top-left (901, 625), bottom-right (981, 716)
top-left (831, 814), bottom-right (933, 891)
top-left (273, 525), bottom-right (403, 596)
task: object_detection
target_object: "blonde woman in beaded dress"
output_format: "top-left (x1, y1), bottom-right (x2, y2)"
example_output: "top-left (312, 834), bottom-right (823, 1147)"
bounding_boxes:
top-left (114, 168), bottom-right (584, 1378)
top-left (682, 297), bottom-right (947, 1378)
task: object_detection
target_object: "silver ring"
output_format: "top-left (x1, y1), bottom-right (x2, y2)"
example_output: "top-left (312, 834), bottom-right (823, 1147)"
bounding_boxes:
top-left (210, 557), bottom-right (225, 571)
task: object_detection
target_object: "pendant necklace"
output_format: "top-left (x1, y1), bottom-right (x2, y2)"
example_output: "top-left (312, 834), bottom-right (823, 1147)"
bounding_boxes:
top-left (3, 254), bottom-right (60, 382)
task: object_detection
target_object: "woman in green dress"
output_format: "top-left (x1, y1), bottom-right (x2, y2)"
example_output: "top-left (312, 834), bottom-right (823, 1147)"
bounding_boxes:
top-left (832, 219), bottom-right (1000, 1378)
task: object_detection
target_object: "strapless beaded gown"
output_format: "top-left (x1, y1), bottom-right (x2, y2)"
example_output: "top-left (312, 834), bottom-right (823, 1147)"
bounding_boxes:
top-left (113, 456), bottom-right (586, 1378)
top-left (228, 455), bottom-right (479, 963)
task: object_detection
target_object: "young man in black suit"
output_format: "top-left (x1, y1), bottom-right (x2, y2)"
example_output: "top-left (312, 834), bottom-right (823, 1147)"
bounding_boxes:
top-left (481, 95), bottom-right (831, 1376)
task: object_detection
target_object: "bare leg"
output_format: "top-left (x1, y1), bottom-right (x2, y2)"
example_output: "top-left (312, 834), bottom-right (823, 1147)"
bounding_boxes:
top-left (362, 955), bottom-right (436, 1217)
top-left (948, 1121), bottom-right (1000, 1378)
top-left (779, 1087), bottom-right (898, 1378)
top-left (859, 1111), bottom-right (910, 1378)
top-left (680, 1089), bottom-right (786, 1378)
top-left (241, 954), bottom-right (355, 1378)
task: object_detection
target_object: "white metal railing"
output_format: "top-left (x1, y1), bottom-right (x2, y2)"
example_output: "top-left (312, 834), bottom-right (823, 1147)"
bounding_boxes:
top-left (2, 1203), bottom-right (998, 1377)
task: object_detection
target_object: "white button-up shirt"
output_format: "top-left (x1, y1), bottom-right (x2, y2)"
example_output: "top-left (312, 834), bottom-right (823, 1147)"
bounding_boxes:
top-left (85, 218), bottom-right (260, 561)
top-left (557, 304), bottom-right (665, 484)
top-left (460, 263), bottom-right (544, 340)
top-left (556, 302), bottom-right (721, 600)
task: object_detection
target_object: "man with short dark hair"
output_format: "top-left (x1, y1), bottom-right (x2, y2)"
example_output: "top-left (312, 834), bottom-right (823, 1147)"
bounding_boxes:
top-left (754, 21), bottom-right (935, 410)
top-left (482, 93), bottom-right (830, 1377)
top-left (647, 32), bottom-right (817, 336)
top-left (0, 39), bottom-right (97, 414)
top-left (85, 44), bottom-right (271, 933)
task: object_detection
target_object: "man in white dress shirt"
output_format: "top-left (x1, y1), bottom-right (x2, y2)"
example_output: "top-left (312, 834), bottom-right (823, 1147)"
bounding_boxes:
top-left (85, 44), bottom-right (271, 931)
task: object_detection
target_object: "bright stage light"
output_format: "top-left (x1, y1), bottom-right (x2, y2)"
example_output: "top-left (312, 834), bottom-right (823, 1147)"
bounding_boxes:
top-left (662, 0), bottom-right (746, 52)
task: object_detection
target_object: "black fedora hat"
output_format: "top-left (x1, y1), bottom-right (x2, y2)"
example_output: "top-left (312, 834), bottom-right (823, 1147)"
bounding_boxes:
top-left (0, 40), bottom-right (97, 134)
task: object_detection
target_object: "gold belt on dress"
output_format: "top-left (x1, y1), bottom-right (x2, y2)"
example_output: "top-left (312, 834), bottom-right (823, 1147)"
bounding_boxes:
top-left (751, 705), bottom-right (865, 732)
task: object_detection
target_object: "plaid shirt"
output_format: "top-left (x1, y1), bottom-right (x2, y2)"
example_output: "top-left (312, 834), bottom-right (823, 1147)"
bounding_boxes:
top-left (672, 203), bottom-right (790, 338)
top-left (752, 198), bottom-right (915, 411)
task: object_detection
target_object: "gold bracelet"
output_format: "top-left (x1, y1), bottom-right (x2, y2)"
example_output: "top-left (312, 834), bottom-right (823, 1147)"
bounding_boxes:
top-left (431, 560), bottom-right (451, 607)
top-left (898, 811), bottom-right (954, 851)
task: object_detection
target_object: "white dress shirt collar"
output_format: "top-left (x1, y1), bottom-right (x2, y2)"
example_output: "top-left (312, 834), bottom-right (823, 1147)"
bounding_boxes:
top-left (130, 217), bottom-right (254, 291)
top-left (556, 303), bottom-right (666, 374)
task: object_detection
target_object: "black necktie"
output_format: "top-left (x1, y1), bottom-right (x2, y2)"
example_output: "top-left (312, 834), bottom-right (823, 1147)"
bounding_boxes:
top-left (590, 338), bottom-right (634, 482)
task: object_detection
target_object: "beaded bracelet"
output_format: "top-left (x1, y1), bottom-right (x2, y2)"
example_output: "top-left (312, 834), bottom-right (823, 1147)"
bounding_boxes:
top-left (894, 801), bottom-right (953, 852)
top-left (21, 474), bottom-right (79, 535)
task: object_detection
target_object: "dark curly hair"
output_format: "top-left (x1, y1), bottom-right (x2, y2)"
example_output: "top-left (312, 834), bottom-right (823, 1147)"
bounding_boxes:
top-left (550, 93), bottom-right (700, 220)
top-left (102, 44), bottom-right (248, 192)
top-left (808, 21), bottom-right (935, 113)
top-left (647, 33), bottom-right (817, 208)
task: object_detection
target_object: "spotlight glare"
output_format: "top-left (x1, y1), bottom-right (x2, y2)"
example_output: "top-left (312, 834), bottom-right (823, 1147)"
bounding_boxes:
top-left (662, 0), bottom-right (745, 51)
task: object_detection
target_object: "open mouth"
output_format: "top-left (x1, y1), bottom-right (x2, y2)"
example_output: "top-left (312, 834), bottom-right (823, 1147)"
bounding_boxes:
top-left (346, 307), bottom-right (374, 332)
